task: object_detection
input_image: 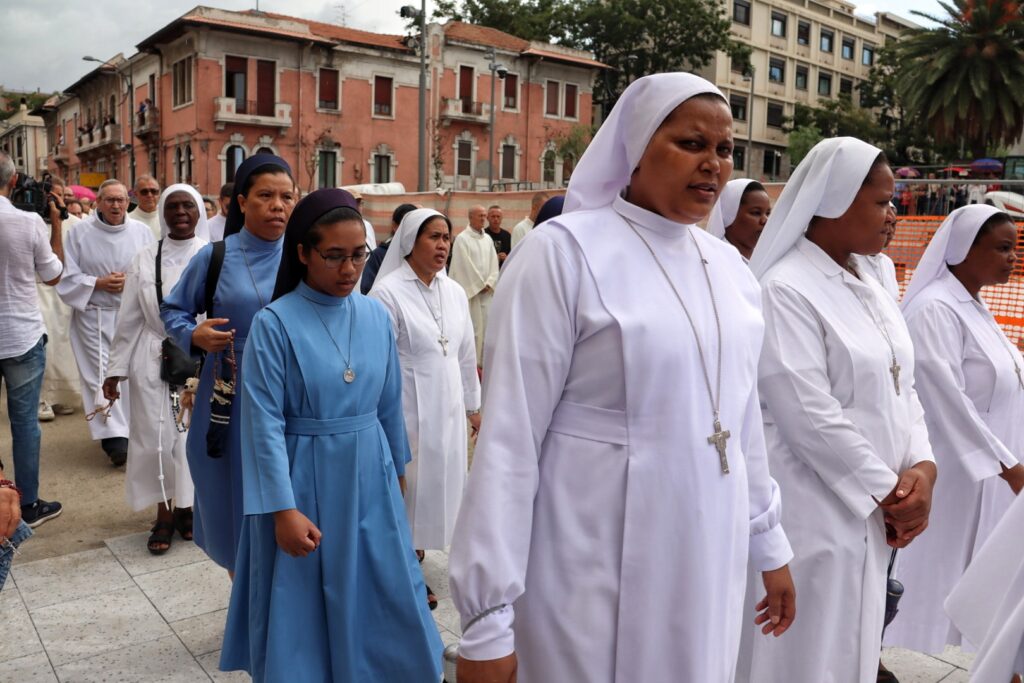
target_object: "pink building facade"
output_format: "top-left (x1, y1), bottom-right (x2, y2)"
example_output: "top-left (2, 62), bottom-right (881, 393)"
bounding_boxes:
top-left (40, 7), bottom-right (603, 196)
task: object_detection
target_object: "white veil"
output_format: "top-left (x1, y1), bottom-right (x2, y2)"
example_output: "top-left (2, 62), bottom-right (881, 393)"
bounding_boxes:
top-left (370, 208), bottom-right (448, 291)
top-left (748, 137), bottom-right (882, 279)
top-left (706, 178), bottom-right (761, 239)
top-left (564, 73), bottom-right (725, 213)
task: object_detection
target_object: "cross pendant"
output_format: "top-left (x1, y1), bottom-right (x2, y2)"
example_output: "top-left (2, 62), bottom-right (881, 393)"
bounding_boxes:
top-left (707, 419), bottom-right (731, 475)
top-left (890, 359), bottom-right (901, 396)
top-left (439, 335), bottom-right (449, 356)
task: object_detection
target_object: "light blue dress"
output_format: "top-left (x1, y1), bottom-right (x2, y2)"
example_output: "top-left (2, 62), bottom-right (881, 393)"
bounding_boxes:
top-left (160, 227), bottom-right (282, 570)
top-left (220, 281), bottom-right (443, 682)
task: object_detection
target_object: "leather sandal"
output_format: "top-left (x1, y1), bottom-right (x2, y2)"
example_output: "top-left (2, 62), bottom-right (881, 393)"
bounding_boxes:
top-left (148, 521), bottom-right (174, 555)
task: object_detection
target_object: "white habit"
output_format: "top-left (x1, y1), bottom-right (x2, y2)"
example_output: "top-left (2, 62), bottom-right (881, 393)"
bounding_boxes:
top-left (362, 218), bottom-right (378, 250)
top-left (856, 252), bottom-right (901, 300)
top-left (886, 205), bottom-right (1021, 654)
top-left (510, 216), bottom-right (533, 249)
top-left (108, 185), bottom-right (205, 511)
top-left (450, 72), bottom-right (793, 683)
top-left (946, 486), bottom-right (1024, 681)
top-left (206, 214), bottom-right (226, 242)
top-left (56, 212), bottom-right (153, 440)
top-left (448, 228), bottom-right (498, 364)
top-left (370, 210), bottom-right (480, 549)
top-left (38, 215), bottom-right (82, 407)
top-left (741, 138), bottom-right (934, 683)
top-left (129, 206), bottom-right (162, 241)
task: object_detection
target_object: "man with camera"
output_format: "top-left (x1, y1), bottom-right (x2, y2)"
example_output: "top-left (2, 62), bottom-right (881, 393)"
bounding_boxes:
top-left (57, 179), bottom-right (153, 466)
top-left (0, 152), bottom-right (65, 527)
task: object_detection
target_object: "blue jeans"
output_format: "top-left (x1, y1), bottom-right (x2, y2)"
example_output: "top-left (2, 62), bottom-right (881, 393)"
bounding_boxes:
top-left (0, 336), bottom-right (46, 505)
top-left (0, 520), bottom-right (31, 591)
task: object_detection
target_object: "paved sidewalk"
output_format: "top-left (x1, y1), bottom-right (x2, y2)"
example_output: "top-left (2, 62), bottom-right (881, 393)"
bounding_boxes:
top-left (0, 533), bottom-right (457, 682)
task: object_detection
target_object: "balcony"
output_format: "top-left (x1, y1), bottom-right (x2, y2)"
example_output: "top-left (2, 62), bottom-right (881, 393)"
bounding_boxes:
top-left (76, 124), bottom-right (121, 157)
top-left (213, 97), bottom-right (292, 133)
top-left (52, 143), bottom-right (70, 162)
top-left (440, 98), bottom-right (491, 125)
top-left (135, 106), bottom-right (160, 141)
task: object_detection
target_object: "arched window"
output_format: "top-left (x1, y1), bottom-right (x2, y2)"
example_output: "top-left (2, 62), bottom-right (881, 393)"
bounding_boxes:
top-left (175, 147), bottom-right (183, 182)
top-left (561, 153), bottom-right (575, 186)
top-left (184, 144), bottom-right (193, 184)
top-left (226, 145), bottom-right (246, 182)
top-left (256, 146), bottom-right (274, 155)
top-left (542, 150), bottom-right (556, 184)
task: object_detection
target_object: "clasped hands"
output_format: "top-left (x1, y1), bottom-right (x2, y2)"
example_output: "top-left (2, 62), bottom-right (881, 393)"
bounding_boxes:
top-left (878, 461), bottom-right (937, 549)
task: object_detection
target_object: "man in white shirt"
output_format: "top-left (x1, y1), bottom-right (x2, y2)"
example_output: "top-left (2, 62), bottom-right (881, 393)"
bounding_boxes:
top-left (510, 192), bottom-right (548, 249)
top-left (205, 182), bottom-right (232, 242)
top-left (0, 152), bottom-right (65, 527)
top-left (128, 175), bottom-right (161, 240)
top-left (448, 205), bottom-right (498, 367)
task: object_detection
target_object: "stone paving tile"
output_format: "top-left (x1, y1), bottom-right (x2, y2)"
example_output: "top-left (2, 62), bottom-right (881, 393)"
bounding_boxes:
top-left (105, 531), bottom-right (208, 577)
top-left (0, 588), bottom-right (44, 663)
top-left (884, 647), bottom-right (958, 682)
top-left (170, 608), bottom-right (229, 657)
top-left (432, 596), bottom-right (462, 636)
top-left (1, 571), bottom-right (15, 592)
top-left (197, 651), bottom-right (251, 682)
top-left (12, 547), bottom-right (133, 610)
top-left (0, 652), bottom-right (58, 682)
top-left (422, 551), bottom-right (451, 601)
top-left (53, 635), bottom-right (209, 682)
top-left (31, 584), bottom-right (173, 666)
top-left (933, 644), bottom-right (975, 670)
top-left (135, 559), bottom-right (232, 623)
top-left (939, 669), bottom-right (970, 682)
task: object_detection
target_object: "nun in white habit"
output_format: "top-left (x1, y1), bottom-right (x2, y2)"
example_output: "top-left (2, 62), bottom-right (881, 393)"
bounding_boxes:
top-left (449, 73), bottom-right (794, 683)
top-left (885, 205), bottom-right (1024, 655)
top-left (368, 208), bottom-right (481, 555)
top-left (56, 181), bottom-right (154, 463)
top-left (738, 137), bottom-right (936, 683)
top-left (706, 178), bottom-right (772, 262)
top-left (103, 184), bottom-right (206, 551)
top-left (946, 484), bottom-right (1024, 682)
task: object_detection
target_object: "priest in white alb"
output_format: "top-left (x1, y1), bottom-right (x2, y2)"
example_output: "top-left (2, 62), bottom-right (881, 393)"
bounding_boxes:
top-left (448, 204), bottom-right (498, 366)
top-left (449, 73), bottom-right (795, 683)
top-left (57, 179), bottom-right (153, 465)
top-left (739, 138), bottom-right (937, 683)
top-left (886, 205), bottom-right (1024, 656)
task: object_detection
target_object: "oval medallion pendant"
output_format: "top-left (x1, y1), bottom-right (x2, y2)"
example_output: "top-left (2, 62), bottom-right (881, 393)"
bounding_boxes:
top-left (344, 367), bottom-right (356, 384)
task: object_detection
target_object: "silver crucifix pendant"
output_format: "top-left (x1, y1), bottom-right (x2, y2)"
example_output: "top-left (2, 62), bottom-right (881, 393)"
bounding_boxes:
top-left (708, 419), bottom-right (731, 474)
top-left (439, 335), bottom-right (449, 356)
top-left (890, 360), bottom-right (901, 396)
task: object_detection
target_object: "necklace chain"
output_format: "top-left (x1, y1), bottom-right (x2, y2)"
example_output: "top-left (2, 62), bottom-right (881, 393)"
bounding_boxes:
top-left (846, 270), bottom-right (901, 395)
top-left (621, 215), bottom-right (723, 422)
top-left (239, 247), bottom-right (266, 309)
top-left (981, 306), bottom-right (1024, 391)
top-left (307, 299), bottom-right (356, 382)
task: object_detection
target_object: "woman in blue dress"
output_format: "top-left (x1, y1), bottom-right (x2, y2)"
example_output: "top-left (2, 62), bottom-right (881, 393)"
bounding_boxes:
top-left (220, 188), bottom-right (443, 681)
top-left (160, 154), bottom-right (297, 571)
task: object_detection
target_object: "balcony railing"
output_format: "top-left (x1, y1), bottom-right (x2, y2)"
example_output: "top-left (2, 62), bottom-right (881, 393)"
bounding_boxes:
top-left (213, 97), bottom-right (292, 131)
top-left (440, 98), bottom-right (491, 124)
top-left (135, 106), bottom-right (160, 138)
top-left (76, 124), bottom-right (121, 156)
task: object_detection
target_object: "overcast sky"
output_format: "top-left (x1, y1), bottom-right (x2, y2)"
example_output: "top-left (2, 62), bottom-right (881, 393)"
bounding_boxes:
top-left (2, 0), bottom-right (945, 94)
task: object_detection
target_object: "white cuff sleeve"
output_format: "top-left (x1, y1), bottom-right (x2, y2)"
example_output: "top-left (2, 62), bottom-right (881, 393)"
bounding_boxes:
top-left (458, 605), bottom-right (516, 661)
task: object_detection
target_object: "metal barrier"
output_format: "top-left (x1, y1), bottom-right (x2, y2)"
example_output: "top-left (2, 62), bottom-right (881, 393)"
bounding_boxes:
top-left (887, 216), bottom-right (1024, 345)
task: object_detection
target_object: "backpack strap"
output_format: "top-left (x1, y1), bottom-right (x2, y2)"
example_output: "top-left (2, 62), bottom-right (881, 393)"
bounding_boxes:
top-left (205, 240), bottom-right (226, 317)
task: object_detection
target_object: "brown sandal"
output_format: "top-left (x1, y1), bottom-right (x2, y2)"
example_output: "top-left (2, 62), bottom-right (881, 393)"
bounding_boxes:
top-left (148, 521), bottom-right (174, 555)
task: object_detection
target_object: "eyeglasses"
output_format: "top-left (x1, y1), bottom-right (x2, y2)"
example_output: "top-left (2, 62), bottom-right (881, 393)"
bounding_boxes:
top-left (313, 247), bottom-right (370, 268)
top-left (137, 189), bottom-right (160, 196)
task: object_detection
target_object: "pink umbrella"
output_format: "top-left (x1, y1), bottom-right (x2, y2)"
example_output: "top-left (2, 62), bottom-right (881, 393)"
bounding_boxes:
top-left (69, 185), bottom-right (97, 201)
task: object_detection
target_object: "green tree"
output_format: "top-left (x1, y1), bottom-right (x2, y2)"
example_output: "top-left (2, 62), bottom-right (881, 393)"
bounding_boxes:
top-left (787, 124), bottom-right (823, 166)
top-left (787, 97), bottom-right (885, 142)
top-left (893, 0), bottom-right (1024, 159)
top-left (431, 0), bottom-right (565, 42)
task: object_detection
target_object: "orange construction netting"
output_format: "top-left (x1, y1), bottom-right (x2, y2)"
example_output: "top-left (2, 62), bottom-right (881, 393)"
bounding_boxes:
top-left (887, 216), bottom-right (1024, 346)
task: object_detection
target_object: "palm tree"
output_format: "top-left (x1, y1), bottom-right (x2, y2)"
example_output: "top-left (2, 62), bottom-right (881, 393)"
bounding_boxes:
top-left (895, 0), bottom-right (1024, 159)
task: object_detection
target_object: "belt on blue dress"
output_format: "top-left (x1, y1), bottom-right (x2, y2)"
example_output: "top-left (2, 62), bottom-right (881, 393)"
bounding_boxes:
top-left (284, 411), bottom-right (378, 436)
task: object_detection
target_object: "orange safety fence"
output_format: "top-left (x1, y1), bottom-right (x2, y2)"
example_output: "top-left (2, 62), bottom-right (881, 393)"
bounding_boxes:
top-left (887, 216), bottom-right (1024, 346)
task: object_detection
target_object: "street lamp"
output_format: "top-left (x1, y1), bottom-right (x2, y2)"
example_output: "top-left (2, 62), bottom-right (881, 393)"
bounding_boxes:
top-left (400, 3), bottom-right (428, 192)
top-left (83, 55), bottom-right (135, 185)
top-left (484, 47), bottom-right (507, 191)
top-left (742, 65), bottom-right (755, 179)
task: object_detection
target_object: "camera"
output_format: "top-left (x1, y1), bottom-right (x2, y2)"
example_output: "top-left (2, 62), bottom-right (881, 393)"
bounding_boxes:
top-left (495, 66), bottom-right (508, 79)
top-left (10, 174), bottom-right (66, 222)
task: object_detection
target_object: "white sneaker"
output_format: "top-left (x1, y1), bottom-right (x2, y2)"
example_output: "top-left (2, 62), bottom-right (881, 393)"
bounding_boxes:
top-left (38, 402), bottom-right (55, 422)
top-left (52, 403), bottom-right (75, 416)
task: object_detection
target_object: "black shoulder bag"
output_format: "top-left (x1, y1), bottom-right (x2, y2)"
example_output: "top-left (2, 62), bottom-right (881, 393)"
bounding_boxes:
top-left (155, 240), bottom-right (202, 386)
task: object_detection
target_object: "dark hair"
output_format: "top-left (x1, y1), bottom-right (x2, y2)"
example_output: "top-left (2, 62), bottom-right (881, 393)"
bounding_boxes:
top-left (415, 214), bottom-right (453, 241)
top-left (219, 182), bottom-right (234, 199)
top-left (239, 163), bottom-right (290, 197)
top-left (971, 211), bottom-right (1015, 248)
top-left (392, 203), bottom-right (418, 226)
top-left (488, 204), bottom-right (501, 211)
top-left (862, 152), bottom-right (890, 186)
top-left (739, 181), bottom-right (767, 202)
